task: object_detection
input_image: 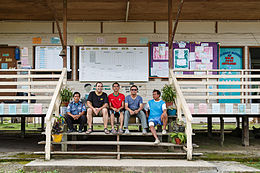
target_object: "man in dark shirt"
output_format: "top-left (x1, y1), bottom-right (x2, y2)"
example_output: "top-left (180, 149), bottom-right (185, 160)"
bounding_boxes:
top-left (65, 92), bottom-right (86, 133)
top-left (86, 82), bottom-right (109, 134)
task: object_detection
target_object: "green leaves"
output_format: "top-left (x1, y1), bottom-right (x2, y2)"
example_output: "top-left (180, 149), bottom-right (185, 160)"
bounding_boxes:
top-left (161, 84), bottom-right (176, 103)
top-left (60, 87), bottom-right (73, 103)
top-left (169, 132), bottom-right (186, 144)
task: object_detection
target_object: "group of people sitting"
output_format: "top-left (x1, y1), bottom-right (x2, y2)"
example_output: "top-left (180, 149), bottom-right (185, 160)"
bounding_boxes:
top-left (65, 82), bottom-right (168, 144)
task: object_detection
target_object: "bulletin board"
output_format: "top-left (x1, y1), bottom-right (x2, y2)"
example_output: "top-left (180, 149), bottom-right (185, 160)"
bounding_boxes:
top-left (78, 46), bottom-right (149, 81)
top-left (149, 42), bottom-right (219, 77)
top-left (34, 46), bottom-right (71, 70)
top-left (33, 46), bottom-right (73, 80)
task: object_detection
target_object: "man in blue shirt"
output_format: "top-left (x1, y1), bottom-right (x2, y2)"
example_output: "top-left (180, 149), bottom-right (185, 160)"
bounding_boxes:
top-left (145, 89), bottom-right (167, 144)
top-left (65, 92), bottom-right (87, 133)
top-left (124, 85), bottom-right (148, 134)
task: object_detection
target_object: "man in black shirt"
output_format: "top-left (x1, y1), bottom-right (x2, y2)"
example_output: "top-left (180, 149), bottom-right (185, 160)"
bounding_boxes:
top-left (86, 82), bottom-right (109, 134)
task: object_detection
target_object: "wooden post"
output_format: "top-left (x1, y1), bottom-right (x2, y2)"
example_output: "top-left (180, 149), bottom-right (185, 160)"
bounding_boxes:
top-left (63, 0), bottom-right (67, 68)
top-left (242, 116), bottom-right (249, 146)
top-left (21, 116), bottom-right (25, 138)
top-left (45, 119), bottom-right (52, 160)
top-left (168, 0), bottom-right (173, 71)
top-left (220, 116), bottom-right (224, 146)
top-left (186, 121), bottom-right (193, 160)
top-left (207, 116), bottom-right (212, 138)
top-left (117, 134), bottom-right (120, 160)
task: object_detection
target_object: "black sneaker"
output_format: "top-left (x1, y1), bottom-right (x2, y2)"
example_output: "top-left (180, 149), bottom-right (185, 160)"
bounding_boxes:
top-left (78, 129), bottom-right (83, 133)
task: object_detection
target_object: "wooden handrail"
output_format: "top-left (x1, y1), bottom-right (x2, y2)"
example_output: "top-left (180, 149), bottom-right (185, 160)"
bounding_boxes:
top-left (169, 70), bottom-right (193, 160)
top-left (45, 68), bottom-right (67, 121)
top-left (45, 68), bottom-right (67, 160)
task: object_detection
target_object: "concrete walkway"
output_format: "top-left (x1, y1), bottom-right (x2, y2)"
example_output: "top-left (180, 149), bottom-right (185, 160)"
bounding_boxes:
top-left (24, 159), bottom-right (260, 173)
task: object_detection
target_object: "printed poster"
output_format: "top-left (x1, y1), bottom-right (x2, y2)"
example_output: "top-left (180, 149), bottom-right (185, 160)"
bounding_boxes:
top-left (238, 104), bottom-right (246, 114)
top-left (174, 49), bottom-right (189, 69)
top-left (212, 103), bottom-right (220, 114)
top-left (251, 104), bottom-right (259, 114)
top-left (225, 103), bottom-right (233, 114)
top-left (219, 48), bottom-right (243, 103)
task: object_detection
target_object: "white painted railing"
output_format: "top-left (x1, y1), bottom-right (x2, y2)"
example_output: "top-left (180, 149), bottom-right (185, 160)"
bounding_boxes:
top-left (45, 68), bottom-right (67, 160)
top-left (169, 71), bottom-right (193, 160)
top-left (173, 69), bottom-right (260, 106)
top-left (0, 68), bottom-right (66, 160)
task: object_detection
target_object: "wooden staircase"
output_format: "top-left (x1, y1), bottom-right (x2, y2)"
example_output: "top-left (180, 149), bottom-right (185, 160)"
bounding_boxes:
top-left (36, 131), bottom-right (202, 159)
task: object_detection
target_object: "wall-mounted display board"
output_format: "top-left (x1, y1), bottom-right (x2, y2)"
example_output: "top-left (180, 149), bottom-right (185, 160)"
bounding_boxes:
top-left (149, 42), bottom-right (219, 77)
top-left (78, 46), bottom-right (148, 81)
top-left (34, 46), bottom-right (71, 70)
top-left (219, 47), bottom-right (243, 103)
top-left (33, 46), bottom-right (72, 80)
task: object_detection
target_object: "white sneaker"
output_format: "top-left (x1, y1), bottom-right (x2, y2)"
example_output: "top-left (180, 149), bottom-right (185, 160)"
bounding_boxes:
top-left (142, 129), bottom-right (147, 135)
top-left (124, 129), bottom-right (130, 134)
top-left (162, 130), bottom-right (167, 135)
top-left (154, 138), bottom-right (160, 145)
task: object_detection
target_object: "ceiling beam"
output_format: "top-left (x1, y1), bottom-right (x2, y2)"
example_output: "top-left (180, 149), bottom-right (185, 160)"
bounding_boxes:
top-left (125, 0), bottom-right (130, 22)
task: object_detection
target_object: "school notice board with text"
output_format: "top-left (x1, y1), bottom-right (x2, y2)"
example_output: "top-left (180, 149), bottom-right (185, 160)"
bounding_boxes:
top-left (149, 42), bottom-right (219, 77)
top-left (79, 46), bottom-right (149, 81)
top-left (35, 46), bottom-right (71, 70)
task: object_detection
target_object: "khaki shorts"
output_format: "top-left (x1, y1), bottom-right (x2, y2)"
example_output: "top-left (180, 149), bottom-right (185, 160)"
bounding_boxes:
top-left (88, 108), bottom-right (107, 117)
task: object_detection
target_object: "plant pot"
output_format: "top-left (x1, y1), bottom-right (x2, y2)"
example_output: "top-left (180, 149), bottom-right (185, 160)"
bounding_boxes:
top-left (61, 102), bottom-right (69, 107)
top-left (167, 109), bottom-right (176, 116)
top-left (166, 102), bottom-right (173, 107)
top-left (175, 138), bottom-right (181, 144)
top-left (52, 134), bottom-right (63, 143)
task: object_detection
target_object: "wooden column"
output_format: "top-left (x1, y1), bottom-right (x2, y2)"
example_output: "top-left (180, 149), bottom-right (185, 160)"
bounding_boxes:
top-left (207, 116), bottom-right (212, 138)
top-left (168, 0), bottom-right (173, 70)
top-left (63, 0), bottom-right (67, 68)
top-left (242, 116), bottom-right (249, 146)
top-left (220, 116), bottom-right (224, 146)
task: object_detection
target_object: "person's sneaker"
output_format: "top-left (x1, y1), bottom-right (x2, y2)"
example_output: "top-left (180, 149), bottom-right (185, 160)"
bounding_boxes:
top-left (111, 128), bottom-right (117, 134)
top-left (118, 129), bottom-right (124, 134)
top-left (162, 129), bottom-right (167, 135)
top-left (78, 129), bottom-right (83, 133)
top-left (142, 129), bottom-right (147, 135)
top-left (124, 129), bottom-right (130, 134)
top-left (154, 138), bottom-right (160, 145)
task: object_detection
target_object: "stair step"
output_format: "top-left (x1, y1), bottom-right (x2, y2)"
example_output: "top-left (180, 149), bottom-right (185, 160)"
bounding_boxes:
top-left (34, 151), bottom-right (203, 156)
top-left (38, 141), bottom-right (181, 147)
top-left (42, 132), bottom-right (170, 136)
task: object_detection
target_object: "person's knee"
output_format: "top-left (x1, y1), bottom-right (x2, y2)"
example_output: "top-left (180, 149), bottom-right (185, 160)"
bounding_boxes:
top-left (149, 122), bottom-right (155, 127)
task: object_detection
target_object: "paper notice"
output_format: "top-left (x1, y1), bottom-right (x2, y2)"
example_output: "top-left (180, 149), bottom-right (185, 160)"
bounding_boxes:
top-left (212, 103), bottom-right (220, 114)
top-left (198, 103), bottom-right (207, 114)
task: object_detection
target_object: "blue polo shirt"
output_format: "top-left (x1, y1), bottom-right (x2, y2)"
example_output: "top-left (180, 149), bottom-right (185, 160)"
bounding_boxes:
top-left (67, 101), bottom-right (86, 115)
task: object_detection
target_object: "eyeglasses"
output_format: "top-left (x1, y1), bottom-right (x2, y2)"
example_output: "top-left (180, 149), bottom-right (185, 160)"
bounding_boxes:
top-left (131, 89), bottom-right (137, 91)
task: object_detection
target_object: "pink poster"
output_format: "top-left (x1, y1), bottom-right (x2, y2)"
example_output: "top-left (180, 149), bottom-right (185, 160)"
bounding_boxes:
top-left (187, 103), bottom-right (194, 114)
top-left (34, 104), bottom-right (42, 114)
top-left (198, 103), bottom-right (207, 114)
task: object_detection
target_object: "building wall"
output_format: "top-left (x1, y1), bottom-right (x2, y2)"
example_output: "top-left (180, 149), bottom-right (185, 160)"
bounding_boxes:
top-left (0, 21), bottom-right (260, 102)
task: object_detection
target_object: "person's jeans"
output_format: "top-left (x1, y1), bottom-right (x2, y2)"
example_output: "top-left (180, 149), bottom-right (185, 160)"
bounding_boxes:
top-left (124, 110), bottom-right (148, 129)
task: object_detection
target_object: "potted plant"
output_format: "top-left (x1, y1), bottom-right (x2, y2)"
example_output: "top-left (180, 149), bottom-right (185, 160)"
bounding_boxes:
top-left (60, 87), bottom-right (73, 107)
top-left (52, 114), bottom-right (65, 143)
top-left (161, 84), bottom-right (176, 116)
top-left (170, 132), bottom-right (186, 145)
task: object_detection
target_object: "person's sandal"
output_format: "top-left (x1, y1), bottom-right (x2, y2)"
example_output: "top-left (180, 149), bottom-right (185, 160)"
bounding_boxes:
top-left (104, 128), bottom-right (110, 134)
top-left (85, 128), bottom-right (92, 134)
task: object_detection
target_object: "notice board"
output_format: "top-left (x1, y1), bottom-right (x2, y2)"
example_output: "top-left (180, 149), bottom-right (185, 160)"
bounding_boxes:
top-left (34, 46), bottom-right (71, 70)
top-left (219, 47), bottom-right (243, 103)
top-left (79, 46), bottom-right (148, 81)
top-left (149, 42), bottom-right (219, 77)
